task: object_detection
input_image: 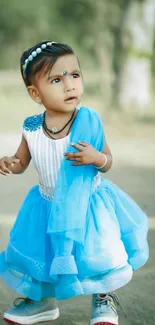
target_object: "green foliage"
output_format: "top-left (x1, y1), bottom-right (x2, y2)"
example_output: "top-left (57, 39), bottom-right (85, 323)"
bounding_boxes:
top-left (1, 0), bottom-right (155, 114)
top-left (55, 0), bottom-right (95, 47)
top-left (0, 0), bottom-right (97, 68)
top-left (0, 0), bottom-right (126, 68)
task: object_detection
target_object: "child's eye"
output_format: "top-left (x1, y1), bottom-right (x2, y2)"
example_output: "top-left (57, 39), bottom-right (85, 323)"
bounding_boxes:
top-left (72, 73), bottom-right (80, 78)
top-left (51, 78), bottom-right (60, 84)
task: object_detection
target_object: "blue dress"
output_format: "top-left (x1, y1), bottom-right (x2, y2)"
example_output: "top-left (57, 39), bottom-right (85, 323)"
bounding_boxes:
top-left (0, 108), bottom-right (149, 301)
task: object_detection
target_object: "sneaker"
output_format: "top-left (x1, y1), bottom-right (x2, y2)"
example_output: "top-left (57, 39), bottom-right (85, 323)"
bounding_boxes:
top-left (3, 297), bottom-right (60, 325)
top-left (90, 293), bottom-right (119, 325)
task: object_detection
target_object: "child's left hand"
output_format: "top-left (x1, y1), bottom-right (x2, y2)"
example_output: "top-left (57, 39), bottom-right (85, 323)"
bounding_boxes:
top-left (64, 141), bottom-right (99, 166)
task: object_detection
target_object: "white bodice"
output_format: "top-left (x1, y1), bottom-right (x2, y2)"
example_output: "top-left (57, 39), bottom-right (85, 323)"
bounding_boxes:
top-left (23, 126), bottom-right (101, 200)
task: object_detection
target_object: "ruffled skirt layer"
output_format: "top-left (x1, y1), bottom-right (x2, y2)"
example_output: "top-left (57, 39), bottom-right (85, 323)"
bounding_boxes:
top-left (0, 179), bottom-right (149, 300)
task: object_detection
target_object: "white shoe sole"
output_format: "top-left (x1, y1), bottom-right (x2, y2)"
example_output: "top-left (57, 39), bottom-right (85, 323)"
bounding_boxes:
top-left (3, 308), bottom-right (60, 325)
top-left (90, 315), bottom-right (118, 325)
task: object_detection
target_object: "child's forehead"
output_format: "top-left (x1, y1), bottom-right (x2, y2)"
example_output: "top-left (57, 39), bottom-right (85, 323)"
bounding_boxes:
top-left (50, 54), bottom-right (79, 75)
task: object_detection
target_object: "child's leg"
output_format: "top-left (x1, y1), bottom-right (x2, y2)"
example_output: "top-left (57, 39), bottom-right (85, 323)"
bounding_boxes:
top-left (3, 297), bottom-right (59, 325)
top-left (91, 293), bottom-right (119, 325)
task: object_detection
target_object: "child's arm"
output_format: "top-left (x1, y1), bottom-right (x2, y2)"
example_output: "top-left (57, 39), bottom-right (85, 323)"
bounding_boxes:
top-left (0, 136), bottom-right (31, 176)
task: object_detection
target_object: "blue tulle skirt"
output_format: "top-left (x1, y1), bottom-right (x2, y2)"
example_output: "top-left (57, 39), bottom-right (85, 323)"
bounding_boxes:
top-left (0, 179), bottom-right (149, 301)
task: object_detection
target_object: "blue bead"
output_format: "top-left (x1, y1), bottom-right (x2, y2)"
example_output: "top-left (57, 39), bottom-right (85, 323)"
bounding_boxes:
top-left (36, 48), bottom-right (42, 54)
top-left (28, 55), bottom-right (33, 61)
top-left (41, 44), bottom-right (46, 49)
top-left (47, 42), bottom-right (52, 46)
top-left (32, 51), bottom-right (37, 57)
top-left (25, 59), bottom-right (28, 64)
top-left (63, 71), bottom-right (68, 76)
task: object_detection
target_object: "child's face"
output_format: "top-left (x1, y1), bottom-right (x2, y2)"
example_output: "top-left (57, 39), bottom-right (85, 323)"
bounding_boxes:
top-left (28, 54), bottom-right (83, 112)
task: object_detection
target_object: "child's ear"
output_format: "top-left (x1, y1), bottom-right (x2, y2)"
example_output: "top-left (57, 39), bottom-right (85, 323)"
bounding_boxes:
top-left (27, 86), bottom-right (42, 104)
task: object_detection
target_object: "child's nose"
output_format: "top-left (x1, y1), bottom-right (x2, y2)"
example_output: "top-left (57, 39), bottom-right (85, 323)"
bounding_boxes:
top-left (64, 77), bottom-right (75, 91)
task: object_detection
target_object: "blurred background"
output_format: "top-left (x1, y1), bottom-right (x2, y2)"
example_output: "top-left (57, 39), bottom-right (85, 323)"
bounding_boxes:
top-left (1, 0), bottom-right (155, 123)
top-left (0, 0), bottom-right (155, 324)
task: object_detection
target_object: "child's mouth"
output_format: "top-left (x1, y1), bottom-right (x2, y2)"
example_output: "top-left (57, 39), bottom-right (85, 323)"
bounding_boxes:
top-left (65, 97), bottom-right (76, 102)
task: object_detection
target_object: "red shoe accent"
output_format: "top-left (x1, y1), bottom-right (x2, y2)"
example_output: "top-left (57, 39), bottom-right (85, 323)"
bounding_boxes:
top-left (4, 317), bottom-right (56, 325)
top-left (93, 322), bottom-right (116, 325)
top-left (3, 318), bottom-right (21, 325)
top-left (98, 295), bottom-right (106, 299)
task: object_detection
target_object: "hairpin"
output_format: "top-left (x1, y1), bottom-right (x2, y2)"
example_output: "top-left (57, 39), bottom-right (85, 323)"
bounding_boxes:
top-left (22, 42), bottom-right (57, 74)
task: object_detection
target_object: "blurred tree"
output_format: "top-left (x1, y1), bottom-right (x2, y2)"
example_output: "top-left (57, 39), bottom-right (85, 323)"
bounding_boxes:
top-left (118, 0), bottom-right (155, 112)
top-left (52, 0), bottom-right (95, 47)
top-left (55, 0), bottom-right (126, 111)
top-left (0, 0), bottom-right (154, 113)
top-left (0, 0), bottom-right (60, 68)
top-left (92, 0), bottom-right (123, 111)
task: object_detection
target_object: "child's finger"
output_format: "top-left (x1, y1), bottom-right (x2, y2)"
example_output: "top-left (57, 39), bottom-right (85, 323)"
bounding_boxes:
top-left (8, 158), bottom-right (20, 165)
top-left (78, 141), bottom-right (89, 147)
top-left (0, 169), bottom-right (6, 176)
top-left (0, 161), bottom-right (12, 174)
top-left (0, 168), bottom-right (11, 175)
top-left (71, 162), bottom-right (83, 166)
top-left (70, 143), bottom-right (83, 151)
top-left (12, 158), bottom-right (20, 163)
top-left (3, 167), bottom-right (12, 174)
top-left (64, 152), bottom-right (81, 159)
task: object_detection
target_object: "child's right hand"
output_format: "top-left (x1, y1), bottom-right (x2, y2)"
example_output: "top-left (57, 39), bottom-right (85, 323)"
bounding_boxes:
top-left (0, 156), bottom-right (20, 176)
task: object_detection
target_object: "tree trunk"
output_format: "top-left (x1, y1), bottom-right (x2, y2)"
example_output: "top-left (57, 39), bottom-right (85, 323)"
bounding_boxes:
top-left (96, 32), bottom-right (115, 111)
top-left (118, 0), bottom-right (155, 112)
top-left (94, 1), bottom-right (115, 111)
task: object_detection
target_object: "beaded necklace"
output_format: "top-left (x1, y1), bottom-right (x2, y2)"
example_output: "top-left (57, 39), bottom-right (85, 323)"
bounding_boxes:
top-left (43, 108), bottom-right (76, 134)
top-left (43, 109), bottom-right (77, 140)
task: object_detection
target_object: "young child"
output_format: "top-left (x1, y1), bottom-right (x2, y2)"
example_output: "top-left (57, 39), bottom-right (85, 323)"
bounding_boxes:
top-left (0, 41), bottom-right (149, 325)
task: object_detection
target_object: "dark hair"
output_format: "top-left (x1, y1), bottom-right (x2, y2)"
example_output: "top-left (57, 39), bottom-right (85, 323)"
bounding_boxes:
top-left (20, 41), bottom-right (75, 87)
